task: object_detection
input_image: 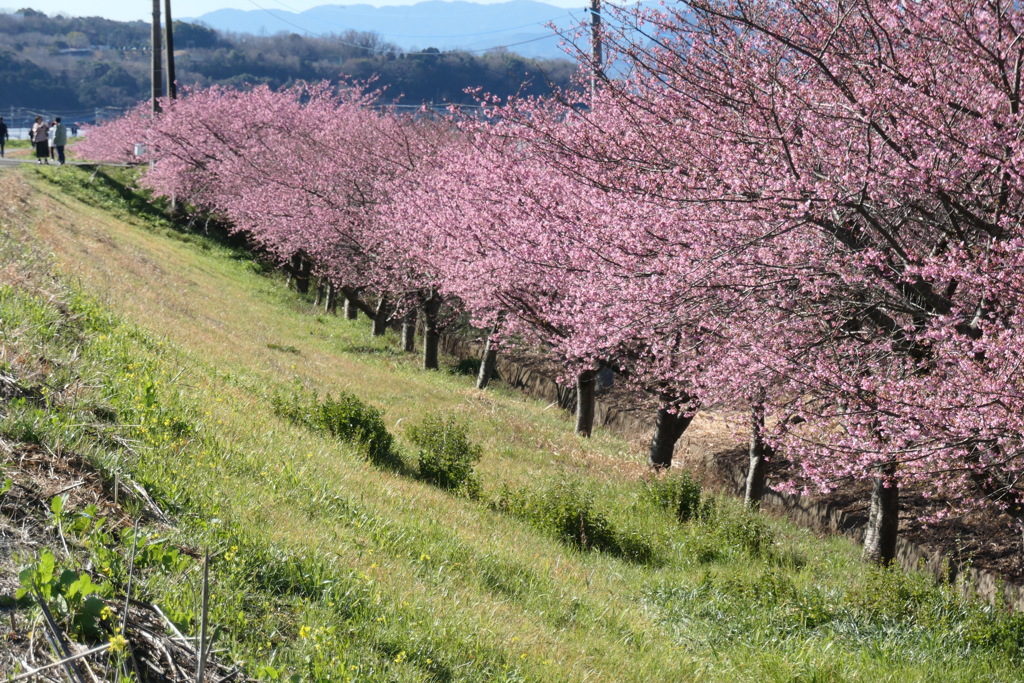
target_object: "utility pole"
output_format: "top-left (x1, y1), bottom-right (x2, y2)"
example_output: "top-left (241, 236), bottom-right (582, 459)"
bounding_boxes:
top-left (590, 0), bottom-right (602, 98)
top-left (164, 0), bottom-right (177, 99)
top-left (151, 0), bottom-right (163, 114)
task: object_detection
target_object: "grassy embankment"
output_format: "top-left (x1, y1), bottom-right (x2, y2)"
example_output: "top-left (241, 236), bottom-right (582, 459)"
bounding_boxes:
top-left (2, 163), bottom-right (1023, 682)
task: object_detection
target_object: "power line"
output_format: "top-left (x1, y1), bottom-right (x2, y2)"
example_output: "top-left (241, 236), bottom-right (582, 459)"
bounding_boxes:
top-left (242, 0), bottom-right (577, 56)
top-left (257, 0), bottom-right (578, 39)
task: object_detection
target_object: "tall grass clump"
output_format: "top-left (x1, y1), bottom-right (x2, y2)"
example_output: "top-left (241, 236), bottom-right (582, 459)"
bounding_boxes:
top-left (270, 388), bottom-right (400, 469)
top-left (642, 470), bottom-right (709, 522)
top-left (495, 479), bottom-right (656, 563)
top-left (637, 472), bottom-right (777, 564)
top-left (847, 566), bottom-right (1024, 653)
top-left (406, 413), bottom-right (482, 497)
top-left (647, 563), bottom-right (1024, 670)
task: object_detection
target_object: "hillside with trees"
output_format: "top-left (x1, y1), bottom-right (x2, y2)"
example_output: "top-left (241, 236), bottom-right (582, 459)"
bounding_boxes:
top-left (0, 8), bottom-right (576, 118)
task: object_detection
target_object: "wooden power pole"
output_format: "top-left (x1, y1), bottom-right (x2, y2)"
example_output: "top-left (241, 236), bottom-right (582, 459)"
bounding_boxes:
top-left (164, 0), bottom-right (177, 99)
top-left (151, 0), bottom-right (163, 114)
top-left (590, 0), bottom-right (602, 97)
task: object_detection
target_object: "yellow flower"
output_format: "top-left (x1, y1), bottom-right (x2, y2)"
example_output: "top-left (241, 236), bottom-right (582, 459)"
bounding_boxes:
top-left (109, 634), bottom-right (128, 653)
top-left (299, 625), bottom-right (312, 639)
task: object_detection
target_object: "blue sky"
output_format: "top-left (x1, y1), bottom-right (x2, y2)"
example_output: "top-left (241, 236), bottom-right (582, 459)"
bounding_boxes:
top-left (1, 0), bottom-right (584, 23)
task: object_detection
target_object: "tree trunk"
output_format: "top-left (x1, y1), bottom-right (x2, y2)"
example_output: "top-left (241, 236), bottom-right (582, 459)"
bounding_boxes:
top-left (343, 291), bottom-right (359, 319)
top-left (290, 253), bottom-right (310, 294)
top-left (297, 262), bottom-right (310, 294)
top-left (862, 466), bottom-right (899, 565)
top-left (313, 278), bottom-right (325, 307)
top-left (575, 370), bottom-right (598, 437)
top-left (402, 309), bottom-right (417, 352)
top-left (648, 404), bottom-right (695, 468)
top-left (372, 296), bottom-right (389, 336)
top-left (477, 335), bottom-right (498, 389)
top-left (324, 281), bottom-right (338, 314)
top-left (422, 294), bottom-right (441, 370)
top-left (168, 195), bottom-right (181, 219)
top-left (745, 402), bottom-right (770, 507)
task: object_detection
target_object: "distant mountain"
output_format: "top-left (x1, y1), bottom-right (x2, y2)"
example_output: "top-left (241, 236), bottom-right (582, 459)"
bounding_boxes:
top-left (187, 1), bottom-right (595, 60)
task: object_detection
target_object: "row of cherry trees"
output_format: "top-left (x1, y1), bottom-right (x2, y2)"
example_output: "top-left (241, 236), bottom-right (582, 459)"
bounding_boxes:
top-left (77, 0), bottom-right (1024, 564)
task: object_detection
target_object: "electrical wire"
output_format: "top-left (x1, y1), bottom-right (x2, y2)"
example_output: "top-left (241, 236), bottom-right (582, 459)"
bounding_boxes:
top-left (242, 0), bottom-right (582, 55)
top-left (256, 0), bottom-right (578, 39)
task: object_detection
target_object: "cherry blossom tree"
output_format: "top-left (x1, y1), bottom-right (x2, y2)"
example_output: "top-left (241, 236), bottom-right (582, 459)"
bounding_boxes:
top-left (82, 82), bottom-right (449, 349)
top-left (522, 0), bottom-right (1024, 562)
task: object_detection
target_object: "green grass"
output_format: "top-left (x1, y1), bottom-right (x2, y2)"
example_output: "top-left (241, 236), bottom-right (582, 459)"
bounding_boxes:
top-left (2, 164), bottom-right (1023, 681)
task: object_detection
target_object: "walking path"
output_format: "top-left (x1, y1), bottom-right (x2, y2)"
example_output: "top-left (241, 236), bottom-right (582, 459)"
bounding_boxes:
top-left (0, 156), bottom-right (131, 167)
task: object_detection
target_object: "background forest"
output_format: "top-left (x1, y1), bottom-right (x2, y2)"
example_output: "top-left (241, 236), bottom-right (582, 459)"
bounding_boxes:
top-left (0, 8), bottom-right (576, 122)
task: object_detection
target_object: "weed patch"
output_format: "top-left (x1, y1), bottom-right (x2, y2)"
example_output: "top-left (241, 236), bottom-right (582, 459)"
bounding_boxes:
top-left (407, 413), bottom-right (482, 497)
top-left (647, 564), bottom-right (1024, 666)
top-left (642, 470), bottom-right (709, 522)
top-left (495, 479), bottom-right (657, 563)
top-left (270, 387), bottom-right (402, 470)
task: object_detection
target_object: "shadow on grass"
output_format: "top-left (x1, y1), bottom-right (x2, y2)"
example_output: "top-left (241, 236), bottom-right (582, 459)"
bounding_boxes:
top-left (35, 165), bottom-right (258, 260)
top-left (340, 344), bottom-right (401, 357)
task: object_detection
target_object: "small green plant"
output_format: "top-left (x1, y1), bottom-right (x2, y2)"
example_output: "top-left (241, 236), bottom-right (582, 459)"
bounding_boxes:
top-left (49, 493), bottom-right (69, 525)
top-left (271, 388), bottom-right (399, 468)
top-left (848, 565), bottom-right (952, 623)
top-left (17, 549), bottom-right (112, 640)
top-left (407, 413), bottom-right (482, 497)
top-left (132, 533), bottom-right (190, 575)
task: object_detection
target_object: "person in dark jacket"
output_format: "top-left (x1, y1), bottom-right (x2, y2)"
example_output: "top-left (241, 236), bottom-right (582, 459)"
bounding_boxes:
top-left (52, 117), bottom-right (67, 165)
top-left (0, 117), bottom-right (8, 158)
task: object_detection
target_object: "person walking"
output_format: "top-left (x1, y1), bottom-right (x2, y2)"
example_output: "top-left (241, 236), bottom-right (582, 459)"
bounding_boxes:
top-left (0, 117), bottom-right (8, 158)
top-left (51, 117), bottom-right (67, 165)
top-left (31, 116), bottom-right (50, 164)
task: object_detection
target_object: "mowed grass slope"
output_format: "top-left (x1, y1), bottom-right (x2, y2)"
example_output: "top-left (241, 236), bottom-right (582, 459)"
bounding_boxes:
top-left (2, 165), bottom-right (1023, 682)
